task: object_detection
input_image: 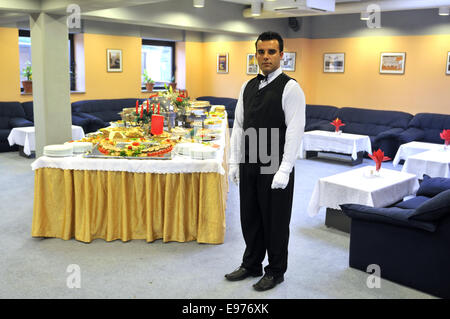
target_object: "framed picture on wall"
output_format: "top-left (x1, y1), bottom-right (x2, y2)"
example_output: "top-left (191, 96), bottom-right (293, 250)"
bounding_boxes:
top-left (217, 53), bottom-right (229, 74)
top-left (380, 52), bottom-right (406, 74)
top-left (246, 53), bottom-right (259, 75)
top-left (107, 49), bottom-right (122, 72)
top-left (323, 53), bottom-right (345, 73)
top-left (446, 52), bottom-right (450, 75)
top-left (281, 52), bottom-right (296, 71)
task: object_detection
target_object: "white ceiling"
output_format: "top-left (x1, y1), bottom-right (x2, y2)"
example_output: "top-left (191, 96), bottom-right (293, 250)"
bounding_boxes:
top-left (0, 0), bottom-right (449, 33)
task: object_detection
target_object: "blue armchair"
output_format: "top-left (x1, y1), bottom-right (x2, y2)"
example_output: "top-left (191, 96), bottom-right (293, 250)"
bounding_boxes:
top-left (341, 175), bottom-right (450, 298)
top-left (0, 101), bottom-right (33, 152)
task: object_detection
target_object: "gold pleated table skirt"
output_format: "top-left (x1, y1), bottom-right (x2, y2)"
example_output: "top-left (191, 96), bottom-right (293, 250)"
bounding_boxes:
top-left (32, 168), bottom-right (228, 244)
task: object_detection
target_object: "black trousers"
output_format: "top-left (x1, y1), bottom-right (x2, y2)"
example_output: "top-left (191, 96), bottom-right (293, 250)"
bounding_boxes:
top-left (239, 163), bottom-right (295, 277)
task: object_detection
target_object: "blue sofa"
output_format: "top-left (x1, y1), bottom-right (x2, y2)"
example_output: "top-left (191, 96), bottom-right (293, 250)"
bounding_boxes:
top-left (341, 175), bottom-right (450, 298)
top-left (0, 102), bottom-right (33, 152)
top-left (305, 104), bottom-right (339, 132)
top-left (397, 112), bottom-right (450, 145)
top-left (335, 107), bottom-right (413, 159)
top-left (71, 98), bottom-right (147, 132)
top-left (21, 101), bottom-right (104, 135)
top-left (195, 96), bottom-right (237, 128)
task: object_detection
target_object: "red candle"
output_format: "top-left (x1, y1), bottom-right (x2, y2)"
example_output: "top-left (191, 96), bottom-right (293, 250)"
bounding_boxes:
top-left (140, 105), bottom-right (144, 118)
top-left (136, 100), bottom-right (138, 114)
top-left (147, 99), bottom-right (150, 114)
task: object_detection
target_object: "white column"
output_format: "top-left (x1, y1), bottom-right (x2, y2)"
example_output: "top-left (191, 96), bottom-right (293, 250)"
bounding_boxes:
top-left (30, 12), bottom-right (72, 157)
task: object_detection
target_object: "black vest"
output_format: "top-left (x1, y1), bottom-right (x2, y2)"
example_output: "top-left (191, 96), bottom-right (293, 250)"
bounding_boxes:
top-left (242, 73), bottom-right (293, 166)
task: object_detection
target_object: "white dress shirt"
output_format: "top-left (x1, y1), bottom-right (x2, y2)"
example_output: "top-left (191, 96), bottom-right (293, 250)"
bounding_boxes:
top-left (230, 66), bottom-right (306, 174)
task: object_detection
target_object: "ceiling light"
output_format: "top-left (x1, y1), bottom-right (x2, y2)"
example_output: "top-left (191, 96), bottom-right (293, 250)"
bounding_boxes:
top-left (251, 1), bottom-right (261, 16)
top-left (360, 11), bottom-right (369, 20)
top-left (438, 7), bottom-right (449, 16)
top-left (193, 0), bottom-right (204, 8)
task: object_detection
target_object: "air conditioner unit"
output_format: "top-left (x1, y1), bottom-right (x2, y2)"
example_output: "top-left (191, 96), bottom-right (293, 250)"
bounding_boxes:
top-left (264, 0), bottom-right (336, 15)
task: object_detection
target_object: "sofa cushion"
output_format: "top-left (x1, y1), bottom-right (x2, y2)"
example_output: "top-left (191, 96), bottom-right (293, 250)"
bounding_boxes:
top-left (395, 196), bottom-right (430, 209)
top-left (410, 189), bottom-right (450, 222)
top-left (0, 102), bottom-right (27, 128)
top-left (408, 113), bottom-right (450, 144)
top-left (0, 102), bottom-right (26, 118)
top-left (416, 175), bottom-right (450, 197)
top-left (21, 101), bottom-right (34, 122)
top-left (340, 204), bottom-right (436, 232)
top-left (9, 117), bottom-right (33, 128)
top-left (305, 104), bottom-right (339, 132)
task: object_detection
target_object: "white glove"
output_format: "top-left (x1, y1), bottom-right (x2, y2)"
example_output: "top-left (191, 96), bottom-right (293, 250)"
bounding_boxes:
top-left (271, 170), bottom-right (290, 189)
top-left (229, 164), bottom-right (239, 185)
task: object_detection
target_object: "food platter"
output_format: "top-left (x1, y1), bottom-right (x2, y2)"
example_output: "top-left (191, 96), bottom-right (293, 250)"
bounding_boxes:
top-left (83, 143), bottom-right (173, 160)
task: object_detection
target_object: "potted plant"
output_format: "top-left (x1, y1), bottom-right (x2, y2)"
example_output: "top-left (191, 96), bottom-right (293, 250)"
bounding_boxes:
top-left (169, 75), bottom-right (177, 91)
top-left (22, 62), bottom-right (32, 94)
top-left (143, 70), bottom-right (155, 92)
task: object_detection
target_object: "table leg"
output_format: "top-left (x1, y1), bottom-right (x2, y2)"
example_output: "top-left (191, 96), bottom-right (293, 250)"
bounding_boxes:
top-left (325, 208), bottom-right (351, 233)
top-left (19, 146), bottom-right (35, 158)
top-left (350, 151), bottom-right (364, 166)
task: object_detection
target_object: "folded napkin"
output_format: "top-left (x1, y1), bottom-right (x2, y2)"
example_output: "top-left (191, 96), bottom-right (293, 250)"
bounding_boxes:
top-left (440, 129), bottom-right (450, 146)
top-left (330, 118), bottom-right (345, 132)
top-left (368, 149), bottom-right (391, 171)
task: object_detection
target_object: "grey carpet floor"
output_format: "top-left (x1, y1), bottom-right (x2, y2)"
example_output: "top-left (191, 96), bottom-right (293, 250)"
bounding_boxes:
top-left (0, 151), bottom-right (435, 299)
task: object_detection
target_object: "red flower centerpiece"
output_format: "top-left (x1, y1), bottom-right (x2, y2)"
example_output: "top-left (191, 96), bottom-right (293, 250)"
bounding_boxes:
top-left (368, 149), bottom-right (391, 172)
top-left (440, 129), bottom-right (450, 147)
top-left (331, 118), bottom-right (345, 133)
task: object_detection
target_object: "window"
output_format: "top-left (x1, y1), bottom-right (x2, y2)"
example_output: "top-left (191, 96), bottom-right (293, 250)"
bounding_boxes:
top-left (18, 30), bottom-right (31, 92)
top-left (141, 39), bottom-right (175, 90)
top-left (18, 30), bottom-right (76, 92)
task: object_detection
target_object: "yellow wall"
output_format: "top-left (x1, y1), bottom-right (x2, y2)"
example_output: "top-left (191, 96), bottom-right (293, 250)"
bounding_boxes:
top-left (196, 35), bottom-right (450, 115)
top-left (1, 26), bottom-right (449, 115)
top-left (195, 38), bottom-right (311, 101)
top-left (0, 28), bottom-right (24, 102)
top-left (305, 34), bottom-right (450, 115)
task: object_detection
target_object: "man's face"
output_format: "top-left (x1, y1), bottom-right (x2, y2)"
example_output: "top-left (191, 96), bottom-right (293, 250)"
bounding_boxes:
top-left (255, 39), bottom-right (283, 75)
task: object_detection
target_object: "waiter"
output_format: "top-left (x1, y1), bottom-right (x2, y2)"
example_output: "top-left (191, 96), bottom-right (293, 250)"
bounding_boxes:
top-left (225, 31), bottom-right (305, 291)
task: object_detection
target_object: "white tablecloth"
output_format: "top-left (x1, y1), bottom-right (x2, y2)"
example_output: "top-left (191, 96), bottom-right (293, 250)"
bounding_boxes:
top-left (307, 166), bottom-right (419, 217)
top-left (393, 141), bottom-right (443, 166)
top-left (8, 125), bottom-right (85, 156)
top-left (299, 130), bottom-right (372, 160)
top-left (31, 120), bottom-right (228, 175)
top-left (401, 149), bottom-right (450, 178)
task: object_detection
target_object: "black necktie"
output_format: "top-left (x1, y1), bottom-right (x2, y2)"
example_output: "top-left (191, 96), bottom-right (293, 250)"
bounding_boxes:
top-left (257, 74), bottom-right (268, 83)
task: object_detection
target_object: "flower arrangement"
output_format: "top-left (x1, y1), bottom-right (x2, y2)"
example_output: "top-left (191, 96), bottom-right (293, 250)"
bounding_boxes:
top-left (440, 129), bottom-right (450, 146)
top-left (330, 118), bottom-right (345, 132)
top-left (368, 149), bottom-right (391, 172)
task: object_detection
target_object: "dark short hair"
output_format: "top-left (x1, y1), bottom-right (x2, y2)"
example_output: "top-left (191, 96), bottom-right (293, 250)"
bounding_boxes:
top-left (255, 31), bottom-right (284, 52)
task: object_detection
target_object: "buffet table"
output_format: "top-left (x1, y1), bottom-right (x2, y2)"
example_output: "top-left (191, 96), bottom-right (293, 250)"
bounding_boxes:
top-left (31, 121), bottom-right (229, 244)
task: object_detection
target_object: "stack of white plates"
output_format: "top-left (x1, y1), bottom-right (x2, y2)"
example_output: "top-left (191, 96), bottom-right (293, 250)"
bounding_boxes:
top-left (64, 142), bottom-right (93, 154)
top-left (43, 144), bottom-right (73, 157)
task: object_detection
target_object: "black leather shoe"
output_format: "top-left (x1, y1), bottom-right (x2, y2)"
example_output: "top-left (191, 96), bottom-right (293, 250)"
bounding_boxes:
top-left (253, 274), bottom-right (284, 291)
top-left (225, 267), bottom-right (262, 281)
